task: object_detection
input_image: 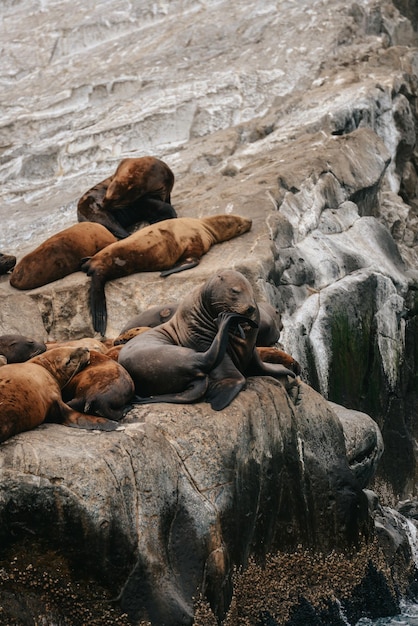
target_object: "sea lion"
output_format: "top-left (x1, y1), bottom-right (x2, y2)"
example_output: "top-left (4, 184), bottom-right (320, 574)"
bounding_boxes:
top-left (78, 185), bottom-right (177, 239)
top-left (78, 156), bottom-right (176, 239)
top-left (121, 310), bottom-right (258, 406)
top-left (119, 300), bottom-right (282, 346)
top-left (0, 334), bottom-right (46, 363)
top-left (113, 327), bottom-right (151, 346)
top-left (105, 345), bottom-right (124, 361)
top-left (62, 350), bottom-right (135, 421)
top-left (257, 346), bottom-right (301, 375)
top-left (46, 337), bottom-right (109, 354)
top-left (0, 347), bottom-right (120, 443)
top-left (120, 303), bottom-right (179, 333)
top-left (82, 214), bottom-right (252, 335)
top-left (257, 302), bottom-right (283, 346)
top-left (119, 270), bottom-right (296, 411)
top-left (0, 252), bottom-right (16, 275)
top-left (10, 222), bottom-right (117, 290)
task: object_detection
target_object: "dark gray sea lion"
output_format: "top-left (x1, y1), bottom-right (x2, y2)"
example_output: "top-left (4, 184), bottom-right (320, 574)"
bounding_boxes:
top-left (120, 309), bottom-right (258, 406)
top-left (62, 350), bottom-right (135, 422)
top-left (120, 300), bottom-right (282, 346)
top-left (77, 156), bottom-right (176, 239)
top-left (0, 334), bottom-right (46, 363)
top-left (10, 222), bottom-right (117, 290)
top-left (257, 302), bottom-right (283, 346)
top-left (0, 252), bottom-right (16, 275)
top-left (0, 347), bottom-right (120, 443)
top-left (81, 214), bottom-right (253, 335)
top-left (119, 270), bottom-right (296, 411)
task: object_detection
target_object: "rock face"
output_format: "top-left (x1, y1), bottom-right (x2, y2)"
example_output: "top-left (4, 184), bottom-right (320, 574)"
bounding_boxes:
top-left (1, 0), bottom-right (418, 623)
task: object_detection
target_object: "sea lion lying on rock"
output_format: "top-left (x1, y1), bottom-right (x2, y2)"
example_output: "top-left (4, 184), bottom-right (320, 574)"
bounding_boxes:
top-left (0, 252), bottom-right (16, 274)
top-left (62, 350), bottom-right (135, 422)
top-left (10, 222), bottom-right (117, 290)
top-left (119, 269), bottom-right (297, 411)
top-left (0, 347), bottom-right (120, 443)
top-left (257, 346), bottom-right (302, 375)
top-left (0, 334), bottom-right (46, 363)
top-left (121, 308), bottom-right (259, 407)
top-left (46, 337), bottom-right (109, 354)
top-left (77, 156), bottom-right (176, 239)
top-left (82, 214), bottom-right (252, 335)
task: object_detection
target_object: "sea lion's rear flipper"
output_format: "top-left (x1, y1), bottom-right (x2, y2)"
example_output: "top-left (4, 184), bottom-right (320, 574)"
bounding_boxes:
top-left (62, 409), bottom-right (122, 432)
top-left (88, 274), bottom-right (108, 336)
top-left (205, 377), bottom-right (246, 411)
top-left (160, 257), bottom-right (200, 277)
top-left (130, 377), bottom-right (209, 406)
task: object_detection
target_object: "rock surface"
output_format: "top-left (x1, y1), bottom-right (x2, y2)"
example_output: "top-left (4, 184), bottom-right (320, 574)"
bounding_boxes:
top-left (1, 0), bottom-right (418, 624)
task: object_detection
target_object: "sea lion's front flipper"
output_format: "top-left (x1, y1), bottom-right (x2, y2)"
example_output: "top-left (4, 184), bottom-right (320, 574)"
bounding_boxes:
top-left (160, 257), bottom-right (200, 277)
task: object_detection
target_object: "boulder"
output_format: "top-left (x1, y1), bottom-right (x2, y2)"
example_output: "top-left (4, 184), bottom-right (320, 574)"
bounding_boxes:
top-left (0, 380), bottom-right (374, 624)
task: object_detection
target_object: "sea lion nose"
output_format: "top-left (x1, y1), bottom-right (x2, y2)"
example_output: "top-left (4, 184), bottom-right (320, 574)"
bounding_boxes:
top-left (246, 305), bottom-right (256, 317)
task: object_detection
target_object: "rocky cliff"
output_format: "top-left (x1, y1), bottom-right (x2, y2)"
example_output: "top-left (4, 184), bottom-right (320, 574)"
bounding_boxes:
top-left (1, 0), bottom-right (418, 624)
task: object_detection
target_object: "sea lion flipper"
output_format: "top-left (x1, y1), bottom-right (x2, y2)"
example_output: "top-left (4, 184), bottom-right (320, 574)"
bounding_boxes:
top-left (130, 378), bottom-right (209, 406)
top-left (205, 377), bottom-right (246, 412)
top-left (88, 274), bottom-right (108, 336)
top-left (160, 257), bottom-right (200, 277)
top-left (63, 411), bottom-right (122, 432)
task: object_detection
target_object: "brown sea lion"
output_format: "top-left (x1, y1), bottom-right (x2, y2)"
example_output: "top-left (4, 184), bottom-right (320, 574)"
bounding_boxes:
top-left (0, 252), bottom-right (16, 275)
top-left (62, 350), bottom-right (135, 422)
top-left (119, 270), bottom-right (296, 411)
top-left (78, 178), bottom-right (177, 239)
top-left (0, 347), bottom-right (120, 443)
top-left (105, 345), bottom-right (123, 361)
top-left (0, 334), bottom-right (46, 363)
top-left (82, 214), bottom-right (252, 335)
top-left (10, 222), bottom-right (117, 290)
top-left (257, 346), bottom-right (301, 375)
top-left (119, 300), bottom-right (282, 346)
top-left (113, 327), bottom-right (151, 346)
top-left (46, 337), bottom-right (109, 354)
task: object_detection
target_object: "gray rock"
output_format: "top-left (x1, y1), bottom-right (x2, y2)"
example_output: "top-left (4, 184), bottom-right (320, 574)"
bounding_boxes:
top-left (0, 380), bottom-right (370, 624)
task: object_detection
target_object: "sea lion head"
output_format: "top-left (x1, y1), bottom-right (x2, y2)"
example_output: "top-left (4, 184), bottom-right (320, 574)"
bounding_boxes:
top-left (0, 334), bottom-right (47, 363)
top-left (202, 269), bottom-right (259, 323)
top-left (30, 346), bottom-right (91, 387)
top-left (103, 158), bottom-right (151, 208)
top-left (202, 214), bottom-right (252, 243)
